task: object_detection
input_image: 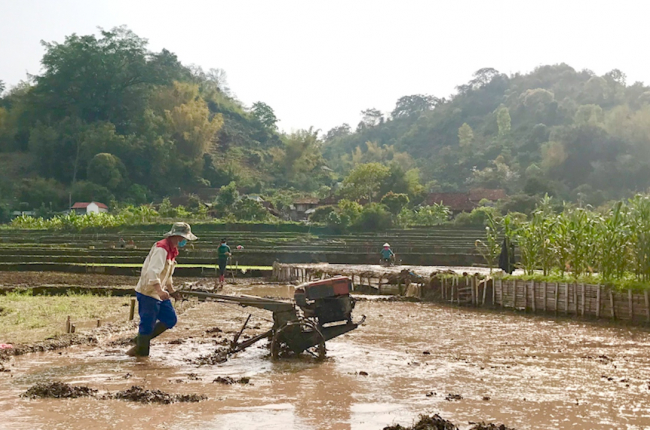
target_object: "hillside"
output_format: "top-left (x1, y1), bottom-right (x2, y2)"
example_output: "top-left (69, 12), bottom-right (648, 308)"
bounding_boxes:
top-left (2, 27), bottom-right (650, 221)
top-left (323, 66), bottom-right (650, 207)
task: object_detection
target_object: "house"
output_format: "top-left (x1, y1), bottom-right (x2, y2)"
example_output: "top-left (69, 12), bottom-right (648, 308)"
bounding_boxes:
top-left (71, 202), bottom-right (109, 215)
top-left (426, 189), bottom-right (507, 214)
top-left (290, 198), bottom-right (321, 221)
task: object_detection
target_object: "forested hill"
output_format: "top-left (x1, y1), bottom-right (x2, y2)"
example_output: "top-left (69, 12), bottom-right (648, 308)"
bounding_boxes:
top-left (323, 66), bottom-right (650, 207)
top-left (1, 26), bottom-right (650, 220)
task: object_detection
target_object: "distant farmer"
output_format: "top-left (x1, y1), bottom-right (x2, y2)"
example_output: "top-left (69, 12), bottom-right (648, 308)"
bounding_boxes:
top-left (380, 243), bottom-right (395, 265)
top-left (217, 238), bottom-right (231, 285)
top-left (126, 222), bottom-right (197, 357)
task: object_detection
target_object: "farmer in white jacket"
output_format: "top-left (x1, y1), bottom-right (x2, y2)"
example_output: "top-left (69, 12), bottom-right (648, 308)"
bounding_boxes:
top-left (126, 222), bottom-right (197, 357)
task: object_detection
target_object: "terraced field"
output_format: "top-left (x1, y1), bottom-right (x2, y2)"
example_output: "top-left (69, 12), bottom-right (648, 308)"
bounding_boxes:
top-left (2, 226), bottom-right (487, 276)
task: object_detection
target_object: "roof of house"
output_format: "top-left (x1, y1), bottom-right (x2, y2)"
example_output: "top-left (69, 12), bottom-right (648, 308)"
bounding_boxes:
top-left (468, 188), bottom-right (507, 202)
top-left (71, 202), bottom-right (108, 210)
top-left (426, 193), bottom-right (475, 211)
top-left (293, 198), bottom-right (320, 205)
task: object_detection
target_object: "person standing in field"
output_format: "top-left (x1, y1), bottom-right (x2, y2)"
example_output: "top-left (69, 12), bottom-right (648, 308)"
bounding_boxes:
top-left (380, 243), bottom-right (395, 266)
top-left (126, 222), bottom-right (197, 357)
top-left (217, 238), bottom-right (231, 286)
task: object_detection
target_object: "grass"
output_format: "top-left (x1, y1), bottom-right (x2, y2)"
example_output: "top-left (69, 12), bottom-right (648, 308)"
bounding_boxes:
top-left (0, 291), bottom-right (132, 344)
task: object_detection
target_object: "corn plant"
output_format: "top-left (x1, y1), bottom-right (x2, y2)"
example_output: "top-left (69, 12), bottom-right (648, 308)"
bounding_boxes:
top-left (629, 195), bottom-right (650, 282)
top-left (475, 212), bottom-right (501, 272)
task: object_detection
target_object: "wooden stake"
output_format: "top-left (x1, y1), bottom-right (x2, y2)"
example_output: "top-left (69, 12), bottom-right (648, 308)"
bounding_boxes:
top-left (628, 289), bottom-right (634, 321)
top-left (573, 283), bottom-right (578, 315)
top-left (610, 290), bottom-right (616, 320)
top-left (513, 279), bottom-right (517, 309)
top-left (524, 281), bottom-right (528, 312)
top-left (580, 283), bottom-right (585, 317)
top-left (70, 324), bottom-right (76, 334)
top-left (565, 284), bottom-right (569, 316)
top-left (499, 279), bottom-right (504, 307)
top-left (129, 298), bottom-right (136, 321)
top-left (532, 282), bottom-right (536, 313)
top-left (596, 285), bottom-right (601, 318)
top-left (492, 277), bottom-right (496, 305)
top-left (470, 276), bottom-right (476, 306)
top-left (542, 282), bottom-right (547, 312)
top-left (644, 290), bottom-right (650, 323)
top-left (97, 319), bottom-right (101, 328)
top-left (482, 278), bottom-right (488, 306)
top-left (554, 283), bottom-right (559, 317)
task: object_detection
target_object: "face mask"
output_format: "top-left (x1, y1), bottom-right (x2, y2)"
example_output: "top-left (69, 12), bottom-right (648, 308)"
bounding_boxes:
top-left (178, 239), bottom-right (187, 248)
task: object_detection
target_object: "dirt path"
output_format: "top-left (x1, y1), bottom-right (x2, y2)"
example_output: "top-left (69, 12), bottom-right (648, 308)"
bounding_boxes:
top-left (2, 282), bottom-right (650, 429)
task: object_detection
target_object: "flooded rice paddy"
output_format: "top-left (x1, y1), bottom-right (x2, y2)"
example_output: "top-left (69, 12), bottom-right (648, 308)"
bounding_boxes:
top-left (2, 281), bottom-right (650, 429)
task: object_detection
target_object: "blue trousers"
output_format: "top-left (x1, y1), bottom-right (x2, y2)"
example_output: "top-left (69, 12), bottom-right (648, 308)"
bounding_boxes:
top-left (136, 292), bottom-right (177, 336)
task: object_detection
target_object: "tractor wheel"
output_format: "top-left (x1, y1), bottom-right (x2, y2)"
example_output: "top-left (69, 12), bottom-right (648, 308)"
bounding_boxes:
top-left (271, 320), bottom-right (326, 361)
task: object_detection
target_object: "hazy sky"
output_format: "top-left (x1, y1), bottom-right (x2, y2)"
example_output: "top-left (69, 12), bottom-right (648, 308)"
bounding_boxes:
top-left (2, 0), bottom-right (649, 133)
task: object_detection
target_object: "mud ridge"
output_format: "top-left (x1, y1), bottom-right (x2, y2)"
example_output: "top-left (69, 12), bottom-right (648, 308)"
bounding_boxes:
top-left (21, 382), bottom-right (97, 399)
top-left (213, 376), bottom-right (250, 385)
top-left (21, 382), bottom-right (207, 404)
top-left (383, 414), bottom-right (515, 430)
top-left (110, 385), bottom-right (207, 404)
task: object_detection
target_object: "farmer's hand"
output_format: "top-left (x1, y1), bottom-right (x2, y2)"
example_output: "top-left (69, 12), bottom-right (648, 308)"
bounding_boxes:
top-left (170, 291), bottom-right (182, 301)
top-left (159, 291), bottom-right (171, 301)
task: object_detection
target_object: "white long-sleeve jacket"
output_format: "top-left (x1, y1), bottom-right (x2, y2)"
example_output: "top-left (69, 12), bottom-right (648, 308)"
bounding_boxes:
top-left (135, 244), bottom-right (176, 300)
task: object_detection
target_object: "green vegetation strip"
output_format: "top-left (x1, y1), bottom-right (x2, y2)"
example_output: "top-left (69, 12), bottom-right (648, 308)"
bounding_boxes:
top-left (74, 263), bottom-right (272, 270)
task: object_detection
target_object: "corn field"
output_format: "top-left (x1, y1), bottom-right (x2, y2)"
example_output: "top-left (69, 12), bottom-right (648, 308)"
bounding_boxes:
top-left (500, 195), bottom-right (650, 283)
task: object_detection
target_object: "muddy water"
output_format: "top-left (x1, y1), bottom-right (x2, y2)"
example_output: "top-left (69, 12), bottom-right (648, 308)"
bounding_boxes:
top-left (2, 283), bottom-right (650, 430)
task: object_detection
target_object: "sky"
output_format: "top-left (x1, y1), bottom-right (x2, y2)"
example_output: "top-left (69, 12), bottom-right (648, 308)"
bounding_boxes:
top-left (1, 0), bottom-right (649, 133)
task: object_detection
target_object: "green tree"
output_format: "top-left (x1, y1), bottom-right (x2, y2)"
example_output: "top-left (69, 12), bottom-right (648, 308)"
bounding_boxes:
top-left (70, 180), bottom-right (114, 204)
top-left (496, 105), bottom-right (511, 136)
top-left (458, 123), bottom-right (474, 149)
top-left (391, 94), bottom-right (438, 118)
top-left (380, 192), bottom-right (410, 215)
top-left (217, 181), bottom-right (239, 208)
top-left (251, 102), bottom-right (278, 130)
top-left (231, 198), bottom-right (270, 221)
top-left (342, 162), bottom-right (390, 202)
top-left (87, 153), bottom-right (128, 191)
top-left (354, 203), bottom-right (392, 231)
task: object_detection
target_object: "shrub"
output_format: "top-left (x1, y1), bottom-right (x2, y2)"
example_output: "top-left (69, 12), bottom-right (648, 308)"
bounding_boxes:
top-left (354, 203), bottom-right (392, 231)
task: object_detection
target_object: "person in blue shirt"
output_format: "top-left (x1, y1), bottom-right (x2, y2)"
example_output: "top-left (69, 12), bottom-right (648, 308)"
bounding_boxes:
top-left (380, 243), bottom-right (395, 265)
top-left (217, 238), bottom-right (231, 286)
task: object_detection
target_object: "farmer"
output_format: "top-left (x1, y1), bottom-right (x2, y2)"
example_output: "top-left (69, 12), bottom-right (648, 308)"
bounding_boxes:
top-left (217, 238), bottom-right (232, 285)
top-left (380, 243), bottom-right (395, 264)
top-left (126, 222), bottom-right (197, 357)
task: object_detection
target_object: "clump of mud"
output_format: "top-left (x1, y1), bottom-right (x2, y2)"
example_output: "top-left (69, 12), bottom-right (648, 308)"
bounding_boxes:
top-left (22, 381), bottom-right (97, 399)
top-left (384, 414), bottom-right (516, 430)
top-left (110, 386), bottom-right (206, 404)
top-left (469, 423), bottom-right (516, 430)
top-left (205, 326), bottom-right (223, 334)
top-left (383, 414), bottom-right (458, 430)
top-left (189, 347), bottom-right (229, 365)
top-left (445, 393), bottom-right (463, 401)
top-left (213, 376), bottom-right (250, 385)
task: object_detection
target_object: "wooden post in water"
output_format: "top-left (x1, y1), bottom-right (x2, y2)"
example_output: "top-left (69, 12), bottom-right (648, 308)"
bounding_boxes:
top-left (482, 277), bottom-right (487, 306)
top-left (70, 324), bottom-right (76, 334)
top-left (610, 290), bottom-right (616, 320)
top-left (573, 283), bottom-right (578, 315)
top-left (129, 298), bottom-right (136, 321)
top-left (645, 290), bottom-right (650, 323)
top-left (554, 283), bottom-right (559, 317)
top-left (492, 277), bottom-right (496, 306)
top-left (596, 286), bottom-right (601, 318)
top-left (628, 289), bottom-right (634, 321)
top-left (65, 316), bottom-right (71, 334)
top-left (97, 319), bottom-right (101, 328)
top-left (512, 279), bottom-right (517, 310)
top-left (580, 283), bottom-right (586, 317)
top-left (542, 282), bottom-right (547, 312)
